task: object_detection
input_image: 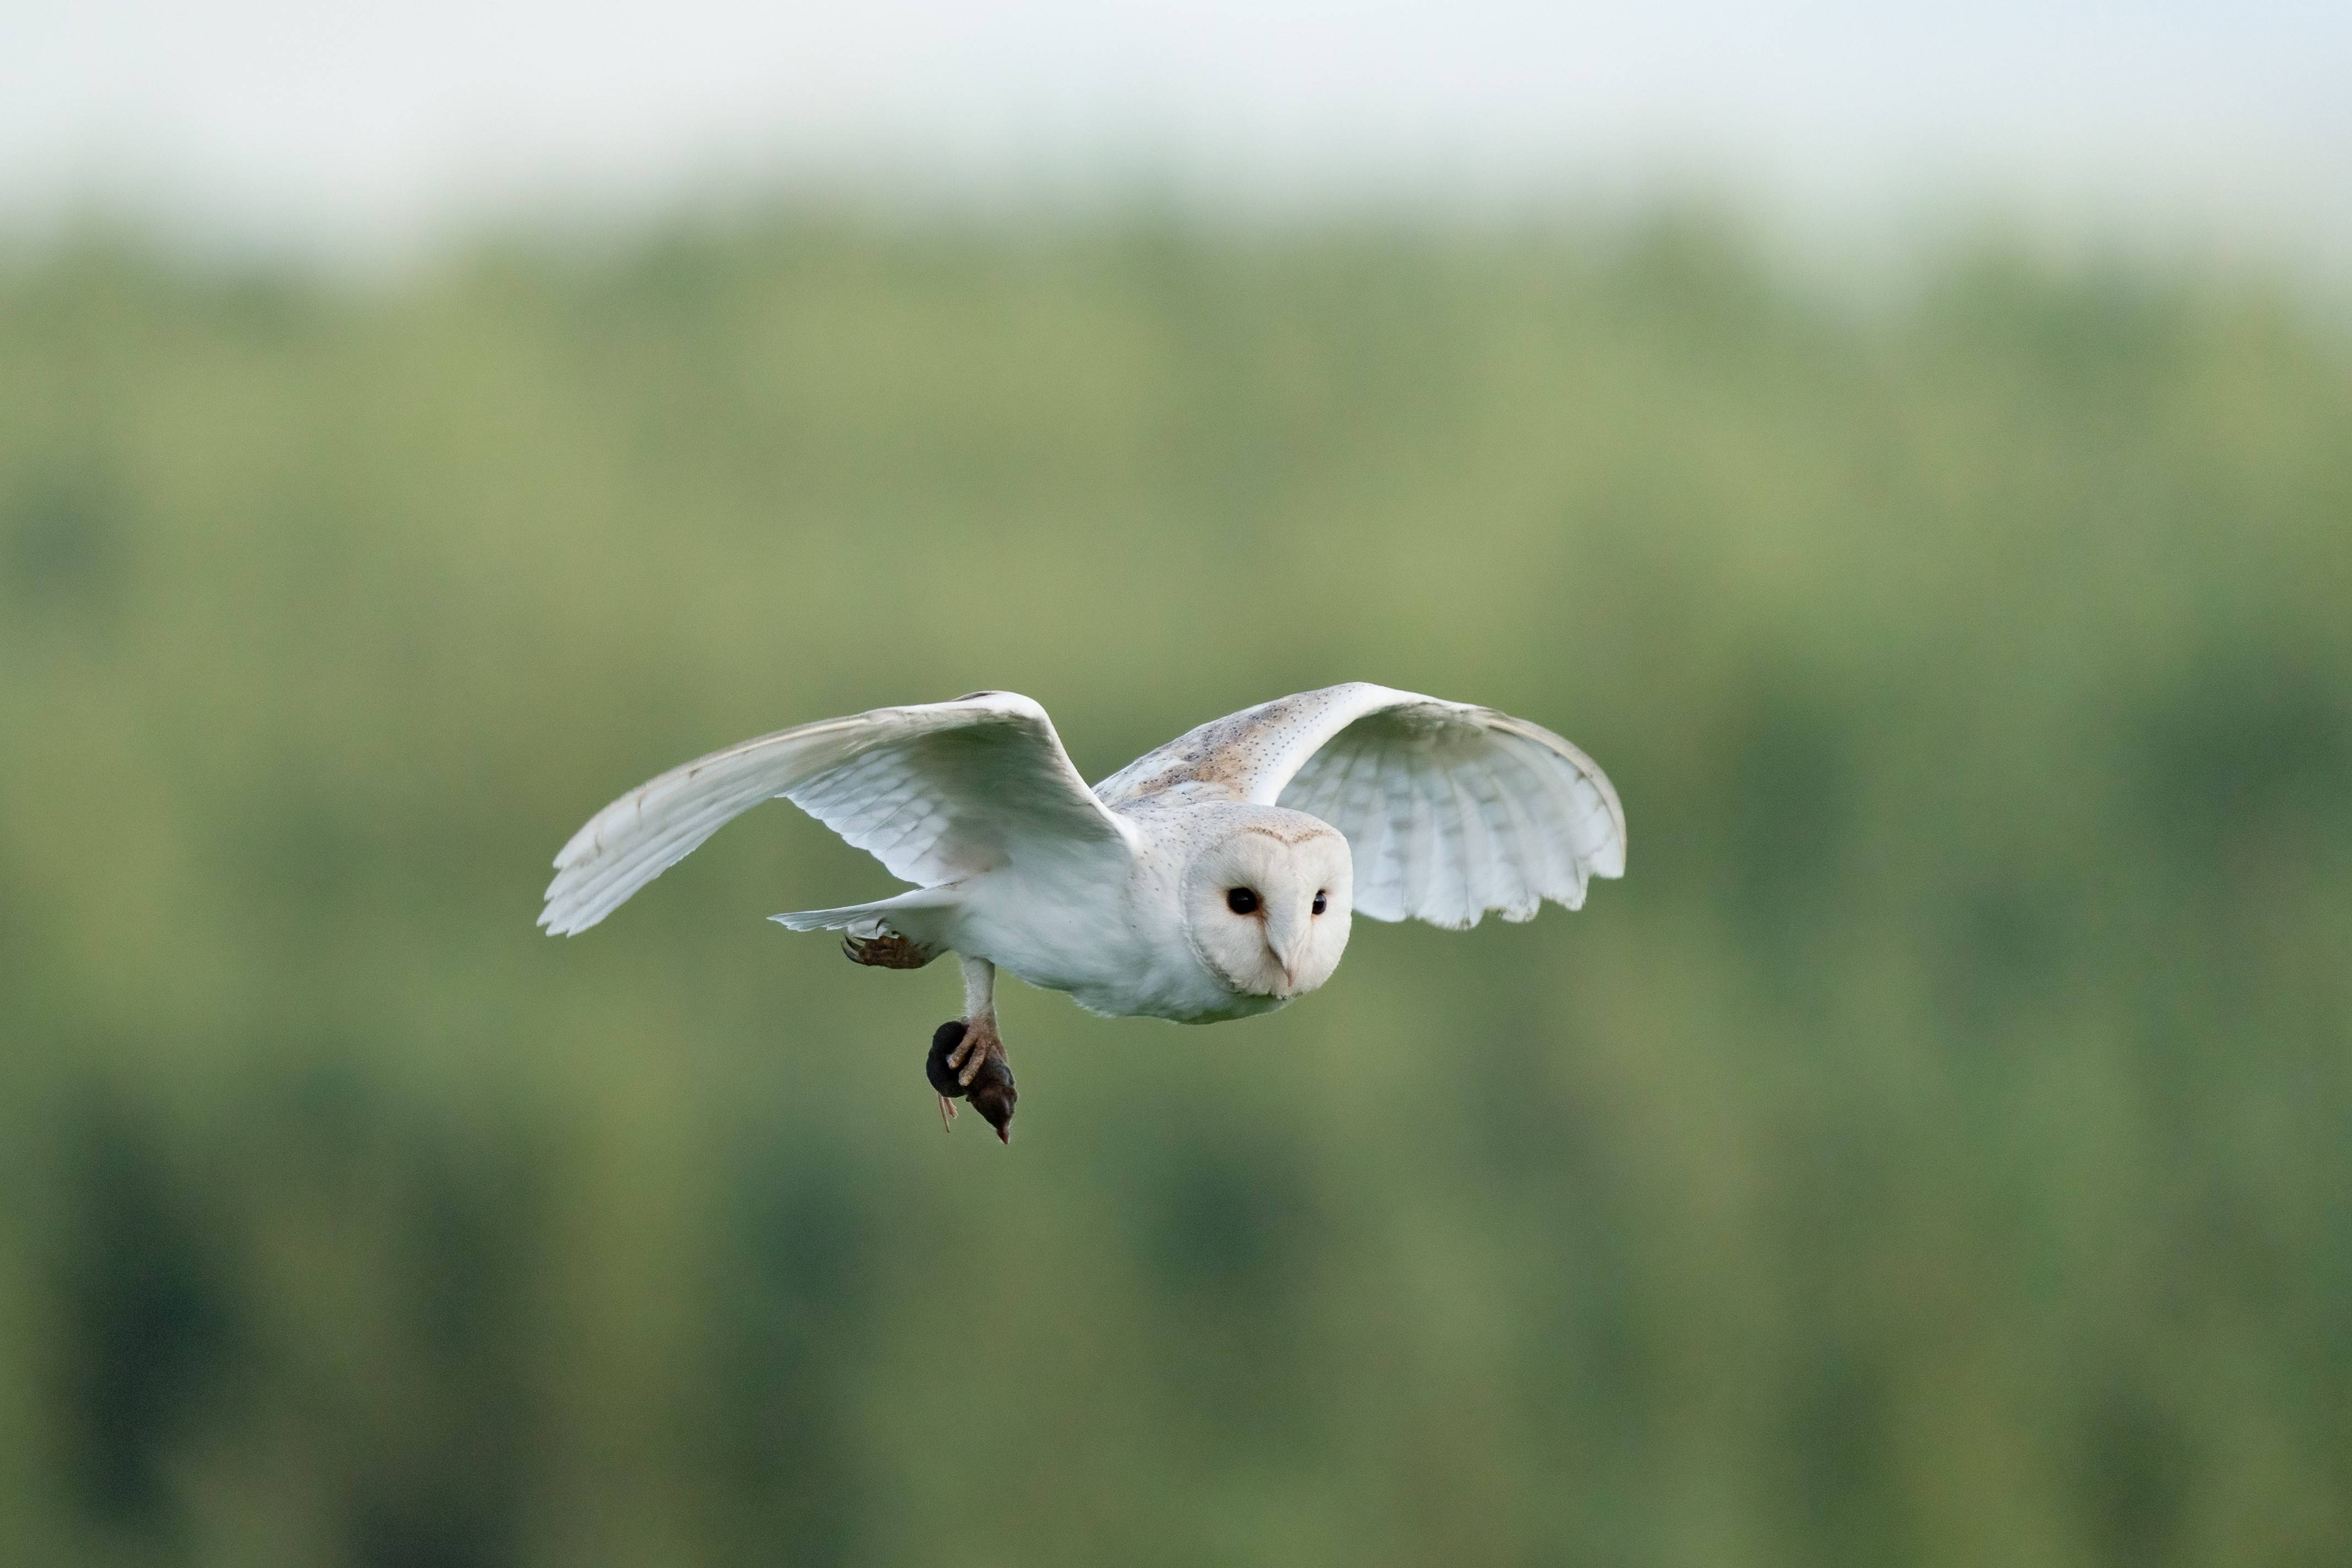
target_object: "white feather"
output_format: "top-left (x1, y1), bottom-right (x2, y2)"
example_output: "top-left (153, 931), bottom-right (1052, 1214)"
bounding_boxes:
top-left (538, 692), bottom-right (1134, 936)
top-left (1101, 682), bottom-right (1626, 931)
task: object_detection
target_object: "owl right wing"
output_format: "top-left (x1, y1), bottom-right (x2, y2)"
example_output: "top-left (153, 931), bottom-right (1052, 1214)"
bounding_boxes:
top-left (1096, 682), bottom-right (1623, 930)
top-left (540, 691), bottom-right (1138, 935)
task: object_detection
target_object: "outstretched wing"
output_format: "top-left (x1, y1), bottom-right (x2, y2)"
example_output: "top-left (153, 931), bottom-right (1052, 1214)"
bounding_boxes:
top-left (541, 691), bottom-right (1136, 935)
top-left (1096, 682), bottom-right (1624, 929)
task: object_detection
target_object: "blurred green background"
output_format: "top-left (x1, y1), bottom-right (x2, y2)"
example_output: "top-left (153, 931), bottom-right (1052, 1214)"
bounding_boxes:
top-left (2, 210), bottom-right (2348, 1567)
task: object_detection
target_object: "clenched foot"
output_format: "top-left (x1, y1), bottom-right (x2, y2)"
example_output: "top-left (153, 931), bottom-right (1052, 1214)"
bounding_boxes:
top-left (925, 1018), bottom-right (1017, 1142)
top-left (842, 923), bottom-right (938, 969)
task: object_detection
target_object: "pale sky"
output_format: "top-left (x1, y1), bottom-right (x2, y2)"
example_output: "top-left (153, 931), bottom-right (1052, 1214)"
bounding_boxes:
top-left (6, 1), bottom-right (2350, 261)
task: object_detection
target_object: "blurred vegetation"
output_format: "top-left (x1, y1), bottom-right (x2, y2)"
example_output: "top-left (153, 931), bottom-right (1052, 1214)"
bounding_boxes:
top-left (1, 207), bottom-right (2348, 1568)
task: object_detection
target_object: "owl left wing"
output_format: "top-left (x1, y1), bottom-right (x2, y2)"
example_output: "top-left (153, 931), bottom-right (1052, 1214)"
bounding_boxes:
top-left (1097, 683), bottom-right (1624, 929)
top-left (541, 691), bottom-right (1136, 936)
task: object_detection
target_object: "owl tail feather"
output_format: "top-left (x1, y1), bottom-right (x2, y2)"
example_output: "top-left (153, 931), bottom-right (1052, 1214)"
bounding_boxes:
top-left (770, 883), bottom-right (961, 941)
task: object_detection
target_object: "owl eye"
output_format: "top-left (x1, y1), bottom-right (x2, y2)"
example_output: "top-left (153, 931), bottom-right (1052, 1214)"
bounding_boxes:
top-left (1312, 892), bottom-right (1328, 916)
top-left (1226, 887), bottom-right (1260, 915)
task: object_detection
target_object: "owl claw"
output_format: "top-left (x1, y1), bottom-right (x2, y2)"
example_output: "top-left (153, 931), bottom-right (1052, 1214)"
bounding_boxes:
top-left (842, 924), bottom-right (939, 969)
top-left (925, 1017), bottom-right (1017, 1142)
top-left (947, 1015), bottom-right (1001, 1086)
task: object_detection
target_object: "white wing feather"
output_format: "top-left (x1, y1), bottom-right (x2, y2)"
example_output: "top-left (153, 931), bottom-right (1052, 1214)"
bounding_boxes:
top-left (1098, 682), bottom-right (1624, 930)
top-left (540, 692), bottom-right (1136, 936)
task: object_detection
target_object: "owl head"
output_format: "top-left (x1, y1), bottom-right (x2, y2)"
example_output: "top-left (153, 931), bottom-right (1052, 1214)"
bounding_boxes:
top-left (1182, 808), bottom-right (1354, 1002)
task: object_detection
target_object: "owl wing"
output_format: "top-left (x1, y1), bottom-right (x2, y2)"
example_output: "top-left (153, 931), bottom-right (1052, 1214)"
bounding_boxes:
top-left (1096, 682), bottom-right (1624, 929)
top-left (540, 691), bottom-right (1138, 935)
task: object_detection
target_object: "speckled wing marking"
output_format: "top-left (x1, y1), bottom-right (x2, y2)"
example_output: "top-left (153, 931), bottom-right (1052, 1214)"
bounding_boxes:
top-left (1093, 687), bottom-right (1345, 805)
top-left (1097, 682), bottom-right (1626, 930)
top-left (541, 692), bottom-right (1137, 936)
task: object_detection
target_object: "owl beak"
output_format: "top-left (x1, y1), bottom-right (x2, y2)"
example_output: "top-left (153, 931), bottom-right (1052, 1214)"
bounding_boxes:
top-left (1266, 909), bottom-right (1307, 993)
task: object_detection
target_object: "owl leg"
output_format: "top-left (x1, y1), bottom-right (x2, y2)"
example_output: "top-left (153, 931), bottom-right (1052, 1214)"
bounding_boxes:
top-left (925, 956), bottom-right (1017, 1143)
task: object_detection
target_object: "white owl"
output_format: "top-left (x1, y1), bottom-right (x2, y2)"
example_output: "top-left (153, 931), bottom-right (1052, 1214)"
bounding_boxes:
top-left (541, 684), bottom-right (1625, 1140)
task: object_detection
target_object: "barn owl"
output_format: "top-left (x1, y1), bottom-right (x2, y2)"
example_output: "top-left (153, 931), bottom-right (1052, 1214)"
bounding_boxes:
top-left (540, 684), bottom-right (1625, 1141)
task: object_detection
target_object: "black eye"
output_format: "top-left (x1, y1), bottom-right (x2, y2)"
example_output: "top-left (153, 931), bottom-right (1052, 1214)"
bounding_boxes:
top-left (1312, 892), bottom-right (1328, 916)
top-left (1226, 887), bottom-right (1260, 915)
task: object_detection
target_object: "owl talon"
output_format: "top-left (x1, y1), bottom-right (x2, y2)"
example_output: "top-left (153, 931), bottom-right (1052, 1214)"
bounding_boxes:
top-left (842, 923), bottom-right (939, 969)
top-left (925, 1017), bottom-right (1016, 1142)
top-left (946, 1015), bottom-right (1001, 1085)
